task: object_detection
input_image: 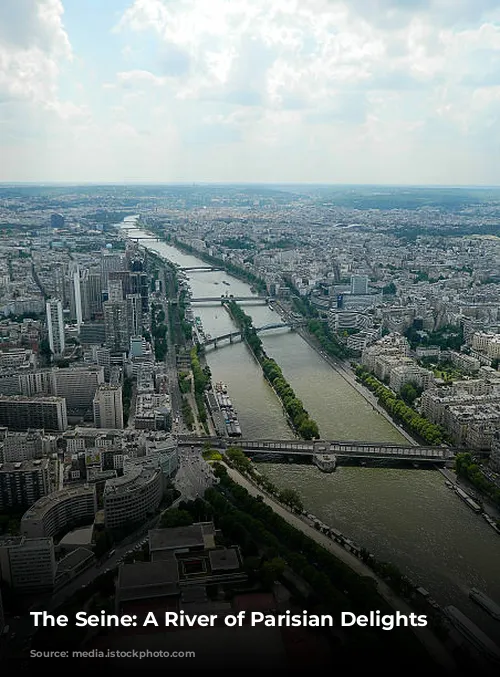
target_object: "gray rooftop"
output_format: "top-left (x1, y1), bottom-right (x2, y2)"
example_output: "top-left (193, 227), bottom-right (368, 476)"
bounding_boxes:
top-left (209, 548), bottom-right (240, 572)
top-left (149, 525), bottom-right (205, 552)
top-left (118, 561), bottom-right (180, 602)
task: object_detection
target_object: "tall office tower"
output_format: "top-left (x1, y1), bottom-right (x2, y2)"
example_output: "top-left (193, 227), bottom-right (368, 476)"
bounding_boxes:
top-left (53, 265), bottom-right (66, 305)
top-left (109, 271), bottom-right (132, 297)
top-left (81, 270), bottom-right (103, 320)
top-left (93, 385), bottom-right (124, 429)
top-left (126, 294), bottom-right (142, 338)
top-left (101, 250), bottom-right (126, 286)
top-left (130, 271), bottom-right (149, 312)
top-left (103, 300), bottom-right (128, 352)
top-left (108, 279), bottom-right (123, 302)
top-left (350, 274), bottom-right (369, 295)
top-left (50, 213), bottom-right (65, 229)
top-left (70, 264), bottom-right (83, 330)
top-left (46, 299), bottom-right (65, 355)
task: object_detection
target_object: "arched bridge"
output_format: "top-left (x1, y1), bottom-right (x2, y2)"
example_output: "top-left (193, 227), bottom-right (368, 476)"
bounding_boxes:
top-left (178, 436), bottom-right (455, 465)
top-left (201, 321), bottom-right (307, 348)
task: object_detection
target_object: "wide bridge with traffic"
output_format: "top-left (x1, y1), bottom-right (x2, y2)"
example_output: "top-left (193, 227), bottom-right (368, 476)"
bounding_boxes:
top-left (178, 436), bottom-right (455, 464)
top-left (200, 321), bottom-right (307, 348)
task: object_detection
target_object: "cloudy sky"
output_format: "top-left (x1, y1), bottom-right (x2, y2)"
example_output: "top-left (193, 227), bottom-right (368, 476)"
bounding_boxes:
top-left (1, 0), bottom-right (500, 184)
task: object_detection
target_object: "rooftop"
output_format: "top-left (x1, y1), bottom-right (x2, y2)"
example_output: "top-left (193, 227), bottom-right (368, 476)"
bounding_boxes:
top-left (21, 484), bottom-right (95, 522)
top-left (149, 522), bottom-right (215, 553)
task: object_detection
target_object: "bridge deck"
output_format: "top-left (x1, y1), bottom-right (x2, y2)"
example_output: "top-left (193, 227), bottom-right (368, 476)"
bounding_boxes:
top-left (178, 437), bottom-right (454, 460)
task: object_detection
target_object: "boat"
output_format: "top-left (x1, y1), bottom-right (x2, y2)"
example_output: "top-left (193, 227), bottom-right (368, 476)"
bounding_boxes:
top-left (454, 485), bottom-right (482, 512)
top-left (222, 280), bottom-right (230, 286)
top-left (214, 382), bottom-right (241, 437)
top-left (444, 606), bottom-right (500, 663)
top-left (469, 589), bottom-right (500, 621)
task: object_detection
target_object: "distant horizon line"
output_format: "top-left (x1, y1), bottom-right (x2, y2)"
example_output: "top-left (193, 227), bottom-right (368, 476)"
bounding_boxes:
top-left (0, 181), bottom-right (499, 189)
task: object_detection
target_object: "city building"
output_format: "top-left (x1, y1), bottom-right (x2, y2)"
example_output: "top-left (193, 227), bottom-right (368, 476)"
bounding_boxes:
top-left (1, 429), bottom-right (53, 463)
top-left (350, 274), bottom-right (369, 295)
top-left (103, 464), bottom-right (163, 530)
top-left (126, 294), bottom-right (142, 338)
top-left (46, 299), bottom-right (65, 355)
top-left (93, 385), bottom-right (124, 429)
top-left (0, 395), bottom-right (67, 431)
top-left (71, 264), bottom-right (83, 330)
top-left (21, 484), bottom-right (97, 539)
top-left (0, 536), bottom-right (56, 592)
top-left (103, 300), bottom-right (128, 352)
top-left (134, 393), bottom-right (172, 431)
top-left (0, 458), bottom-right (52, 510)
top-left (50, 213), bottom-right (65, 229)
top-left (490, 431), bottom-right (500, 473)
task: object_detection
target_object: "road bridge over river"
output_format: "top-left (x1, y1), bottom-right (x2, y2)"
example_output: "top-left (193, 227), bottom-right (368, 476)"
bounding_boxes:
top-left (178, 436), bottom-right (455, 465)
top-left (201, 321), bottom-right (307, 348)
top-left (190, 295), bottom-right (269, 304)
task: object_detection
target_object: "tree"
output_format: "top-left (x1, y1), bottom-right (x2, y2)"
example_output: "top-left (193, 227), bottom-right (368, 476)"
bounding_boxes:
top-left (278, 488), bottom-right (303, 513)
top-left (260, 557), bottom-right (285, 589)
top-left (159, 509), bottom-right (193, 528)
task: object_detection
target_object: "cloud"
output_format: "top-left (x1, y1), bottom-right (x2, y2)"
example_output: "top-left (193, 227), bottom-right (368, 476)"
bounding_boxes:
top-left (0, 0), bottom-right (88, 136)
top-left (2, 0), bottom-right (500, 183)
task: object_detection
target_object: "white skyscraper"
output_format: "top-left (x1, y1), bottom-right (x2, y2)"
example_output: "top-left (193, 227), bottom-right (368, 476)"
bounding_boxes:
top-left (46, 299), bottom-right (65, 356)
top-left (72, 265), bottom-right (83, 330)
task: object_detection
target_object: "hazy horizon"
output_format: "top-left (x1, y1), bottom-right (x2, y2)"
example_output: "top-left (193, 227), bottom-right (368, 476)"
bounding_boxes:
top-left (1, 1), bottom-right (500, 185)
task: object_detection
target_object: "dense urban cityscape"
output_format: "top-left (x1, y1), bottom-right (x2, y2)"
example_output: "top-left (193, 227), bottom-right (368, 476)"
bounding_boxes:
top-left (0, 183), bottom-right (498, 671)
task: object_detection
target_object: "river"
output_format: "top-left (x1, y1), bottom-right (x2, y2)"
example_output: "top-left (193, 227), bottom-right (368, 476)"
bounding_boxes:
top-left (123, 221), bottom-right (500, 643)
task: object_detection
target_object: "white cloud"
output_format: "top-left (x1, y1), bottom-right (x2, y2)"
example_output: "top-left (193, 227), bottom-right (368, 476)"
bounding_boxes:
top-left (2, 0), bottom-right (500, 182)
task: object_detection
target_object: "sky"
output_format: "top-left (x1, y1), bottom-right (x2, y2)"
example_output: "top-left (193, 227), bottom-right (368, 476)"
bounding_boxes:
top-left (0, 0), bottom-right (500, 185)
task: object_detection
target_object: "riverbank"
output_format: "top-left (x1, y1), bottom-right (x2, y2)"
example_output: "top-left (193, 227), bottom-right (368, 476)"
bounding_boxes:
top-left (223, 463), bottom-right (457, 673)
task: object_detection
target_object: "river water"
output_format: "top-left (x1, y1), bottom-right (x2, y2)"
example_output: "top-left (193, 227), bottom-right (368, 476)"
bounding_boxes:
top-left (124, 223), bottom-right (500, 643)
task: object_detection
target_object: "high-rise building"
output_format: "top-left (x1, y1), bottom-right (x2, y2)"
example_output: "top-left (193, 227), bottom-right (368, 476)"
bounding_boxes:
top-left (50, 213), bottom-right (65, 229)
top-left (0, 395), bottom-right (67, 432)
top-left (50, 366), bottom-right (105, 414)
top-left (350, 275), bottom-right (369, 295)
top-left (93, 385), bottom-right (124, 429)
top-left (70, 264), bottom-right (83, 330)
top-left (103, 300), bottom-right (128, 352)
top-left (108, 279), bottom-right (124, 302)
top-left (0, 458), bottom-right (51, 509)
top-left (46, 299), bottom-right (65, 355)
top-left (101, 251), bottom-right (126, 285)
top-left (126, 294), bottom-right (142, 338)
top-left (81, 270), bottom-right (103, 320)
top-left (0, 536), bottom-right (56, 592)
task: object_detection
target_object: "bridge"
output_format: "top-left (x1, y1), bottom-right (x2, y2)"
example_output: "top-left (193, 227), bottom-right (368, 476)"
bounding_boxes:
top-left (201, 321), bottom-right (307, 348)
top-left (129, 236), bottom-right (160, 242)
top-left (180, 266), bottom-right (224, 272)
top-left (190, 295), bottom-right (268, 304)
top-left (178, 436), bottom-right (455, 465)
